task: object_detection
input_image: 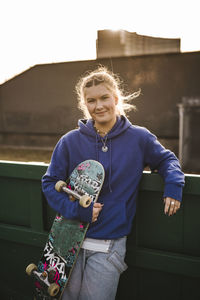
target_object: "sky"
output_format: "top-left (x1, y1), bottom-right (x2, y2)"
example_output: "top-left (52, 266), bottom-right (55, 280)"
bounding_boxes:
top-left (0, 0), bottom-right (200, 84)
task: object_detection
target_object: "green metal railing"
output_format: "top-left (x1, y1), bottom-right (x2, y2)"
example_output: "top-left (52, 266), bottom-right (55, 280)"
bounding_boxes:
top-left (0, 161), bottom-right (199, 300)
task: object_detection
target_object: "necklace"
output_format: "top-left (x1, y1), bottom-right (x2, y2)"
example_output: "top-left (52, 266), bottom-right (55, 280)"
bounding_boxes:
top-left (101, 135), bottom-right (108, 152)
top-left (94, 126), bottom-right (109, 152)
top-left (95, 128), bottom-right (108, 136)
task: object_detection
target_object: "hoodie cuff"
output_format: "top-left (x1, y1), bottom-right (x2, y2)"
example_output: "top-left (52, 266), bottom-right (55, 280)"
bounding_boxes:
top-left (163, 183), bottom-right (183, 202)
top-left (77, 202), bottom-right (94, 223)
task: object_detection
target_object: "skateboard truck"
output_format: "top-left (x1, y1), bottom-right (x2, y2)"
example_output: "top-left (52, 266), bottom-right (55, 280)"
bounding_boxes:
top-left (55, 180), bottom-right (92, 208)
top-left (26, 263), bottom-right (60, 297)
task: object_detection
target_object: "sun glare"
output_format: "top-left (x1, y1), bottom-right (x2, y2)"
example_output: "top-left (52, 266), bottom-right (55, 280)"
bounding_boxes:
top-left (0, 0), bottom-right (200, 84)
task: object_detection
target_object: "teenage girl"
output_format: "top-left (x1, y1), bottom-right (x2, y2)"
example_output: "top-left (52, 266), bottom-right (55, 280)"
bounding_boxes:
top-left (42, 66), bottom-right (184, 300)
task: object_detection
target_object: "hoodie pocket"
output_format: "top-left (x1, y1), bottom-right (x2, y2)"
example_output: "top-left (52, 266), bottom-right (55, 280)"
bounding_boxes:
top-left (107, 251), bottom-right (128, 274)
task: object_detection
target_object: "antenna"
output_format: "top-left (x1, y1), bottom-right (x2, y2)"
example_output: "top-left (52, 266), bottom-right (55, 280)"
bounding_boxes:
top-left (110, 57), bottom-right (114, 73)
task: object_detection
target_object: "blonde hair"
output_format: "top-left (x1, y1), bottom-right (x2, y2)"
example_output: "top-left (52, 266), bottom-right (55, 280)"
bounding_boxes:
top-left (75, 66), bottom-right (140, 119)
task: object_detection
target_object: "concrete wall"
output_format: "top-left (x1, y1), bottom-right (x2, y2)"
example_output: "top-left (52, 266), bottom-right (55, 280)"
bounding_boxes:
top-left (0, 52), bottom-right (200, 161)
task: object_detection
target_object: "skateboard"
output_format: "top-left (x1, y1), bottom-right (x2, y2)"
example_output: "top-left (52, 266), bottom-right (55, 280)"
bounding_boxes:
top-left (26, 160), bottom-right (105, 299)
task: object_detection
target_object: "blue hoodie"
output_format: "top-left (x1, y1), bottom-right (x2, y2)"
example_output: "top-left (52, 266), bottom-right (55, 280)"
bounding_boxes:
top-left (42, 116), bottom-right (185, 239)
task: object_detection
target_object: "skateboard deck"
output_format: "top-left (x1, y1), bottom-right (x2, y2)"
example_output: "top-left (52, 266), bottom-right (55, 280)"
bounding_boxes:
top-left (26, 160), bottom-right (105, 299)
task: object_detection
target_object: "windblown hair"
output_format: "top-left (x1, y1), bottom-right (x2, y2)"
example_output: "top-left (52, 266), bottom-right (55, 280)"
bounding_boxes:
top-left (75, 66), bottom-right (140, 119)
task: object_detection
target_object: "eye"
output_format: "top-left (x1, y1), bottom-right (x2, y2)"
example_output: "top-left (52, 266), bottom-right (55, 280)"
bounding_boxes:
top-left (87, 98), bottom-right (95, 103)
top-left (102, 95), bottom-right (109, 100)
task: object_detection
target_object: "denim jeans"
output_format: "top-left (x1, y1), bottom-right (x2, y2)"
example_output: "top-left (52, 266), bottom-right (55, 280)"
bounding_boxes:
top-left (62, 236), bottom-right (127, 300)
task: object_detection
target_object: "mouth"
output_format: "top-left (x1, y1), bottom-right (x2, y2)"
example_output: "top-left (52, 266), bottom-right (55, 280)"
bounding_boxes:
top-left (95, 111), bottom-right (107, 116)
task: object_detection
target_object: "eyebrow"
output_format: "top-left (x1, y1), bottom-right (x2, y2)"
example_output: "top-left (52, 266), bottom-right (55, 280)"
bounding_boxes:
top-left (86, 93), bottom-right (110, 101)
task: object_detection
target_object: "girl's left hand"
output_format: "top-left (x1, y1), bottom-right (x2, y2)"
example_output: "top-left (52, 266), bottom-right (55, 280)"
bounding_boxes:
top-left (164, 197), bottom-right (181, 216)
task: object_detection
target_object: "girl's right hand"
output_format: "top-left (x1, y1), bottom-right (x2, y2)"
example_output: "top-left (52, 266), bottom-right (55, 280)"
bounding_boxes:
top-left (92, 203), bottom-right (103, 222)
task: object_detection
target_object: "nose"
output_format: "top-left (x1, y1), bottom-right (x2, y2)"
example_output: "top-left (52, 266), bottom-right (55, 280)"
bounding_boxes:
top-left (96, 99), bottom-right (103, 110)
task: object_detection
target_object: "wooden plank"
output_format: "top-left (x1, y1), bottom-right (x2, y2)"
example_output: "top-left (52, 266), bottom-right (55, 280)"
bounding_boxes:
top-left (0, 224), bottom-right (47, 247)
top-left (126, 246), bottom-right (200, 278)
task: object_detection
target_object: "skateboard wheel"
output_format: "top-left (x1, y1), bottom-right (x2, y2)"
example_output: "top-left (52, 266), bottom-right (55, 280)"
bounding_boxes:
top-left (79, 195), bottom-right (92, 208)
top-left (55, 180), bottom-right (67, 192)
top-left (48, 283), bottom-right (60, 297)
top-left (26, 263), bottom-right (37, 276)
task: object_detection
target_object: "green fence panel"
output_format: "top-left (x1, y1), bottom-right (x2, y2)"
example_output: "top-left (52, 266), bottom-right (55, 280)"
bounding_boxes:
top-left (0, 161), bottom-right (200, 300)
top-left (0, 161), bottom-right (50, 299)
top-left (117, 172), bottom-right (200, 300)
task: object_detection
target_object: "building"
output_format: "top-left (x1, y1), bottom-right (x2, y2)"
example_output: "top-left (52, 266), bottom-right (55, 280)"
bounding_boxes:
top-left (97, 29), bottom-right (180, 58)
top-left (1, 51), bottom-right (200, 172)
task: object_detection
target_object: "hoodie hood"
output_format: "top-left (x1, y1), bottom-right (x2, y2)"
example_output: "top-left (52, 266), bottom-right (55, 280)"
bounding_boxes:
top-left (78, 115), bottom-right (132, 138)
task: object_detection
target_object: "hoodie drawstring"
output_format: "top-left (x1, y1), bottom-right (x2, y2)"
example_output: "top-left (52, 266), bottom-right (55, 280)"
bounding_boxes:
top-left (95, 134), bottom-right (99, 162)
top-left (108, 139), bottom-right (112, 193)
top-left (96, 134), bottom-right (112, 193)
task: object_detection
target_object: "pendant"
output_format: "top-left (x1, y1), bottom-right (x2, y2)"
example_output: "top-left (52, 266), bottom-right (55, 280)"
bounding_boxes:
top-left (102, 145), bottom-right (108, 152)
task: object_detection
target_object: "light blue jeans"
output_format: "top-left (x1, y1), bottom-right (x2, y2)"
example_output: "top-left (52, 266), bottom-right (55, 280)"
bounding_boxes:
top-left (62, 237), bottom-right (127, 300)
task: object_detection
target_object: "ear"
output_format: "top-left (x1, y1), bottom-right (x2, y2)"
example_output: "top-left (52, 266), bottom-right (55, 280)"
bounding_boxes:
top-left (114, 96), bottom-right (118, 105)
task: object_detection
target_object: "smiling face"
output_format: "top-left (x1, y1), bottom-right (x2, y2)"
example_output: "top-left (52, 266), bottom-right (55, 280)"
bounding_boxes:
top-left (84, 83), bottom-right (118, 131)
